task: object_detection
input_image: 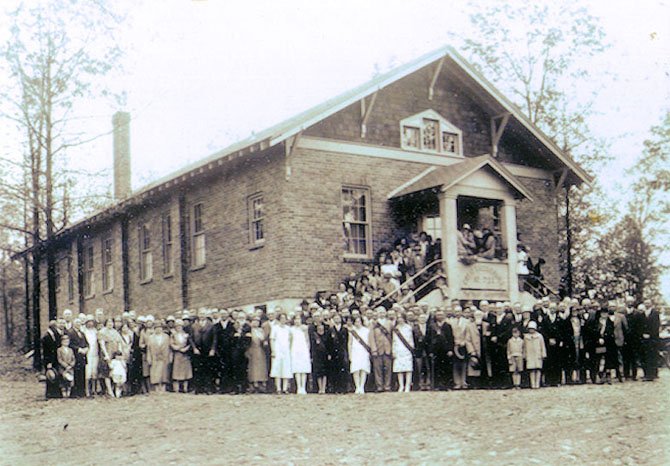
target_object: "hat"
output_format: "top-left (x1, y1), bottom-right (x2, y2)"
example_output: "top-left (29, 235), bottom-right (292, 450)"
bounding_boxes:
top-left (85, 314), bottom-right (95, 323)
top-left (138, 316), bottom-right (147, 323)
top-left (63, 372), bottom-right (74, 383)
top-left (528, 321), bottom-right (538, 330)
top-left (463, 224), bottom-right (471, 230)
top-left (146, 315), bottom-right (155, 322)
top-left (45, 368), bottom-right (57, 382)
top-left (383, 272), bottom-right (392, 278)
top-left (166, 315), bottom-right (175, 322)
top-left (522, 305), bottom-right (532, 313)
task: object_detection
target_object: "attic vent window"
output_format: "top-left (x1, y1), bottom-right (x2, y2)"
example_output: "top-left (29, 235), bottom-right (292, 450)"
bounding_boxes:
top-left (400, 109), bottom-right (463, 157)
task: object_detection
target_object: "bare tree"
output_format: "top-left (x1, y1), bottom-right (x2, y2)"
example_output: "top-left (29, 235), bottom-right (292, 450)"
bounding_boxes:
top-left (1, 0), bottom-right (124, 368)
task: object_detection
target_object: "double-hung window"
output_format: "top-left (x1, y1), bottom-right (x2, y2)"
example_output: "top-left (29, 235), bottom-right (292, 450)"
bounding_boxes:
top-left (342, 186), bottom-right (371, 257)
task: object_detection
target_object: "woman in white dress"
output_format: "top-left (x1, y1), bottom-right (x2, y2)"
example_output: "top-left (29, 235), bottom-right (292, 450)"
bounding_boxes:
top-left (270, 313), bottom-right (292, 394)
top-left (348, 316), bottom-right (371, 394)
top-left (392, 314), bottom-right (415, 393)
top-left (290, 314), bottom-right (311, 395)
top-left (82, 316), bottom-right (99, 397)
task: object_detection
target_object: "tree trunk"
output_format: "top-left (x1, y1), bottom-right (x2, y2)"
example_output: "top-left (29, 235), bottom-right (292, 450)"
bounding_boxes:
top-left (31, 250), bottom-right (42, 370)
top-left (2, 259), bottom-right (10, 345)
top-left (565, 186), bottom-right (573, 297)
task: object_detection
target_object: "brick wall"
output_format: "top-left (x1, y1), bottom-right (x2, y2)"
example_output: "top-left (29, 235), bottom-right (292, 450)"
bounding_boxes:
top-left (515, 176), bottom-right (561, 290)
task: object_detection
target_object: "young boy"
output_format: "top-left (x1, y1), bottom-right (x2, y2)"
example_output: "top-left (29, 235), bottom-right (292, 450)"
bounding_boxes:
top-left (523, 321), bottom-right (546, 389)
top-left (507, 327), bottom-right (524, 389)
top-left (56, 334), bottom-right (76, 398)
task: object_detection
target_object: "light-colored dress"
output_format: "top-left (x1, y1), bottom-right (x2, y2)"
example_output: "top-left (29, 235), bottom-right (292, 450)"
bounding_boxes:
top-left (392, 323), bottom-right (414, 373)
top-left (290, 325), bottom-right (311, 374)
top-left (524, 332), bottom-right (547, 370)
top-left (349, 326), bottom-right (371, 374)
top-left (110, 359), bottom-right (127, 385)
top-left (270, 324), bottom-right (292, 378)
top-left (170, 331), bottom-right (193, 381)
top-left (83, 328), bottom-right (99, 379)
top-left (246, 328), bottom-right (268, 382)
top-left (147, 332), bottom-right (171, 384)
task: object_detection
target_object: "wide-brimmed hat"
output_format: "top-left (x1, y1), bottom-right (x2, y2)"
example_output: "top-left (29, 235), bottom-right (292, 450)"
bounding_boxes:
top-left (528, 321), bottom-right (538, 330)
top-left (45, 368), bottom-right (57, 382)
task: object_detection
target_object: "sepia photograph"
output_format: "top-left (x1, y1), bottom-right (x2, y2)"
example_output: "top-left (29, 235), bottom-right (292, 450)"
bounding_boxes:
top-left (0, 0), bottom-right (668, 464)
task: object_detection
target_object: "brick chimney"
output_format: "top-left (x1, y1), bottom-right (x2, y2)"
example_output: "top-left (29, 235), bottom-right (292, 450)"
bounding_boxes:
top-left (112, 111), bottom-right (131, 201)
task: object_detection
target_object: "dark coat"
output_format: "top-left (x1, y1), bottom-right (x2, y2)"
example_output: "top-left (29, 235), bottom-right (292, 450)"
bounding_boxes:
top-left (191, 320), bottom-right (216, 354)
top-left (427, 321), bottom-right (454, 356)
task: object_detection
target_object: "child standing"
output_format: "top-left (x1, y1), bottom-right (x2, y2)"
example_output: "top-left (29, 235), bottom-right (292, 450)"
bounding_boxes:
top-left (523, 321), bottom-right (546, 389)
top-left (57, 334), bottom-right (76, 398)
top-left (507, 327), bottom-right (524, 389)
top-left (110, 351), bottom-right (127, 398)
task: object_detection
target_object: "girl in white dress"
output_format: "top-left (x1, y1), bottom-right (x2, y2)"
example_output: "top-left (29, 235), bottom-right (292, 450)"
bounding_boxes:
top-left (392, 314), bottom-right (415, 393)
top-left (290, 314), bottom-right (311, 395)
top-left (270, 313), bottom-right (292, 394)
top-left (82, 316), bottom-right (99, 397)
top-left (348, 316), bottom-right (371, 394)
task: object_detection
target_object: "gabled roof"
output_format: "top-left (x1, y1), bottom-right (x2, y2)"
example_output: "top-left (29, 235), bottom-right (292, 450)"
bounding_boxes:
top-left (387, 155), bottom-right (535, 201)
top-left (141, 44), bottom-right (591, 198)
top-left (14, 44), bottom-right (587, 257)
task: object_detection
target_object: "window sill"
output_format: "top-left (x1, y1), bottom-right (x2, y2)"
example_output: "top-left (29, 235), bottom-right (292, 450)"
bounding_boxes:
top-left (401, 146), bottom-right (464, 158)
top-left (139, 278), bottom-right (153, 286)
top-left (190, 264), bottom-right (206, 272)
top-left (343, 255), bottom-right (374, 264)
top-left (249, 241), bottom-right (265, 251)
top-left (102, 289), bottom-right (114, 296)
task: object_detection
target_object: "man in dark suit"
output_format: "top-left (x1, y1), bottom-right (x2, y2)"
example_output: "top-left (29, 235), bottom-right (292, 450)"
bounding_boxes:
top-left (489, 304), bottom-right (514, 388)
top-left (413, 312), bottom-right (430, 390)
top-left (66, 318), bottom-right (89, 398)
top-left (623, 296), bottom-right (643, 380)
top-left (327, 313), bottom-right (349, 393)
top-left (427, 309), bottom-right (453, 390)
top-left (213, 309), bottom-right (235, 393)
top-left (540, 303), bottom-right (564, 386)
top-left (41, 321), bottom-right (61, 399)
top-left (191, 309), bottom-right (216, 394)
top-left (639, 302), bottom-right (661, 381)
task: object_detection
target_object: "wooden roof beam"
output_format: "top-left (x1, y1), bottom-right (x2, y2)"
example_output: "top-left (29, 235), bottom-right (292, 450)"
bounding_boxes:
top-left (428, 56), bottom-right (446, 100)
top-left (491, 112), bottom-right (511, 158)
top-left (360, 91), bottom-right (378, 138)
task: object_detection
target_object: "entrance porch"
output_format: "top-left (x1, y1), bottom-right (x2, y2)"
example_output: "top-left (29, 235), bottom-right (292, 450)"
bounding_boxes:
top-left (388, 155), bottom-right (534, 303)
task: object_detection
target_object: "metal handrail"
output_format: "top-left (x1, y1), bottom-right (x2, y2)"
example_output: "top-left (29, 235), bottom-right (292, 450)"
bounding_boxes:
top-left (524, 276), bottom-right (558, 298)
top-left (398, 272), bottom-right (447, 304)
top-left (375, 258), bottom-right (446, 305)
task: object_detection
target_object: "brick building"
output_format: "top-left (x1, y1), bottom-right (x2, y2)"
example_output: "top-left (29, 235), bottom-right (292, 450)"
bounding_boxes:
top-left (31, 46), bottom-right (591, 328)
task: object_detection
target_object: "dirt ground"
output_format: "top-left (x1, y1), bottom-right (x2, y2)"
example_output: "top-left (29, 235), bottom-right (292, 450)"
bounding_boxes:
top-left (1, 351), bottom-right (669, 466)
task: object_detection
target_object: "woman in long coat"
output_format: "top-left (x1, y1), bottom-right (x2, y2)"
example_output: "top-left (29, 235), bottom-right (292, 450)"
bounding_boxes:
top-left (464, 308), bottom-right (482, 387)
top-left (246, 317), bottom-right (268, 393)
top-left (170, 320), bottom-right (193, 393)
top-left (147, 321), bottom-right (171, 391)
top-left (310, 322), bottom-right (330, 394)
top-left (392, 314), bottom-right (414, 393)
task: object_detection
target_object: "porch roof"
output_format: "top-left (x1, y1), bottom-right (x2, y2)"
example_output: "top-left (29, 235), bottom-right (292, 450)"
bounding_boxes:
top-left (387, 155), bottom-right (534, 201)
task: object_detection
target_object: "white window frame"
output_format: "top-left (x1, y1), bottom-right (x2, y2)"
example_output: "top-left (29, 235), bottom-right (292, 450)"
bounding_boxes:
top-left (399, 109), bottom-right (464, 157)
top-left (248, 193), bottom-right (265, 246)
top-left (162, 212), bottom-right (174, 276)
top-left (341, 185), bottom-right (372, 258)
top-left (139, 224), bottom-right (153, 282)
top-left (101, 236), bottom-right (114, 293)
top-left (192, 203), bottom-right (206, 268)
top-left (83, 244), bottom-right (95, 298)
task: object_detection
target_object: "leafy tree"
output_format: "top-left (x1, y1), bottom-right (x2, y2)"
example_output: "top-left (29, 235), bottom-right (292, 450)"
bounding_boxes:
top-left (461, 0), bottom-right (612, 296)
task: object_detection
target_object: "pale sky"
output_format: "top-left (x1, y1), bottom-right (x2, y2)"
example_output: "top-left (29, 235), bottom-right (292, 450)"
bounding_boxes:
top-left (1, 0), bottom-right (669, 299)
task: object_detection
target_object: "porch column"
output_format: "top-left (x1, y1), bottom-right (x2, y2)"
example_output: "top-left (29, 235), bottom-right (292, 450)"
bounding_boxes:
top-left (503, 200), bottom-right (519, 303)
top-left (439, 192), bottom-right (459, 299)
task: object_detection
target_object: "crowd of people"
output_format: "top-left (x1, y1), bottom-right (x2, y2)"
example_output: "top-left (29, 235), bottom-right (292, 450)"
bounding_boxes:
top-left (41, 289), bottom-right (664, 399)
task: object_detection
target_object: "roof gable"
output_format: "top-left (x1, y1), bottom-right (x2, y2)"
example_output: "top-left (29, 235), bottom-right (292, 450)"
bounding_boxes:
top-left (387, 155), bottom-right (534, 201)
